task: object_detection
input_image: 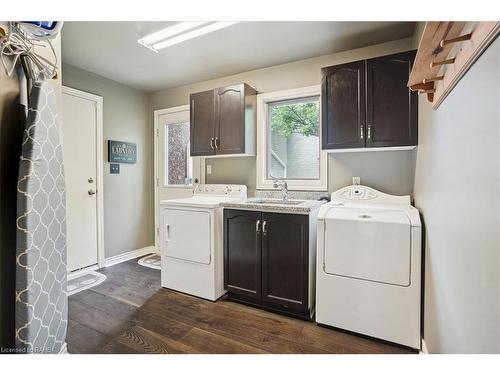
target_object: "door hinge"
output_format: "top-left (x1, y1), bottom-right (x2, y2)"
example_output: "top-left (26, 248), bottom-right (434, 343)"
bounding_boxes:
top-left (156, 128), bottom-right (159, 136)
top-left (157, 227), bottom-right (159, 237)
top-left (156, 177), bottom-right (160, 187)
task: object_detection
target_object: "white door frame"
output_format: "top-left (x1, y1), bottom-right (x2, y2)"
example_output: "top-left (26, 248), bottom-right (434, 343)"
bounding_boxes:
top-left (153, 105), bottom-right (205, 252)
top-left (62, 86), bottom-right (105, 269)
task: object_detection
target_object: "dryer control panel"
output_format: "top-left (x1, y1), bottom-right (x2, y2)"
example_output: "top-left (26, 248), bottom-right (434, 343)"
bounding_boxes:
top-left (194, 184), bottom-right (247, 199)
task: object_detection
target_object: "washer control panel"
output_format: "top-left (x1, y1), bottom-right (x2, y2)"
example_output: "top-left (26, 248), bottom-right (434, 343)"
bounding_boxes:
top-left (334, 185), bottom-right (378, 201)
top-left (330, 185), bottom-right (411, 206)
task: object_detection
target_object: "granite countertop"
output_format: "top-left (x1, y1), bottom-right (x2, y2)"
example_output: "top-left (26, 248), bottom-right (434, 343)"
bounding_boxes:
top-left (221, 197), bottom-right (325, 214)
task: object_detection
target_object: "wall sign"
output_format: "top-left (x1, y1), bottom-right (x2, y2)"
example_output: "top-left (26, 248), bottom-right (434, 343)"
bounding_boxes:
top-left (108, 140), bottom-right (137, 163)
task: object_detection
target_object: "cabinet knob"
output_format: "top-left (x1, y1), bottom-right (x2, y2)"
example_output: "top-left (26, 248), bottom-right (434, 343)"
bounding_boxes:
top-left (262, 221), bottom-right (268, 235)
top-left (209, 138), bottom-right (215, 150)
top-left (214, 137), bottom-right (219, 150)
top-left (360, 126), bottom-right (364, 140)
top-left (367, 125), bottom-right (372, 140)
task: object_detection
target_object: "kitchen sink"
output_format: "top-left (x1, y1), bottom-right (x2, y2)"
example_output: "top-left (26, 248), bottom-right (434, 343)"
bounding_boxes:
top-left (246, 198), bottom-right (305, 206)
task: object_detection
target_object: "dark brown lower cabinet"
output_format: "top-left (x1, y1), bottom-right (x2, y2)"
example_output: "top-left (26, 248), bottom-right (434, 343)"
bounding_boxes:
top-left (224, 209), bottom-right (311, 319)
top-left (223, 210), bottom-right (262, 300)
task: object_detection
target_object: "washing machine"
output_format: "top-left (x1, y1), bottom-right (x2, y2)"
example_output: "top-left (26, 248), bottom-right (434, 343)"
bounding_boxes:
top-left (160, 184), bottom-right (247, 301)
top-left (316, 185), bottom-right (421, 349)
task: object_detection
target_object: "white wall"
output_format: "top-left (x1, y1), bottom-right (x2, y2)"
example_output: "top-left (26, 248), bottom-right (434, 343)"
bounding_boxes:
top-left (151, 38), bottom-right (417, 195)
top-left (414, 37), bottom-right (500, 353)
top-left (62, 63), bottom-right (153, 258)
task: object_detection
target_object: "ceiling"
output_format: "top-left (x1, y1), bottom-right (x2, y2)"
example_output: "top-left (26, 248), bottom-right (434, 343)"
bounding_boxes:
top-left (61, 22), bottom-right (416, 92)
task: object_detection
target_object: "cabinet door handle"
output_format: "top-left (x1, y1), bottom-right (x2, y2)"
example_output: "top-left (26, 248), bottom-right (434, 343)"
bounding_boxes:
top-left (360, 126), bottom-right (364, 140)
top-left (262, 221), bottom-right (268, 235)
top-left (367, 125), bottom-right (372, 140)
top-left (209, 138), bottom-right (215, 149)
top-left (214, 137), bottom-right (219, 150)
top-left (255, 219), bottom-right (261, 233)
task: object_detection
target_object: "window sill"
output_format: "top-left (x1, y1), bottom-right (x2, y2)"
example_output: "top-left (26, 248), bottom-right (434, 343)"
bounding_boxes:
top-left (257, 180), bottom-right (327, 192)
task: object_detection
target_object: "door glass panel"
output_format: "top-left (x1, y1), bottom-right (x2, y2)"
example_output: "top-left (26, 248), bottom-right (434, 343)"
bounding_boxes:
top-left (164, 122), bottom-right (192, 185)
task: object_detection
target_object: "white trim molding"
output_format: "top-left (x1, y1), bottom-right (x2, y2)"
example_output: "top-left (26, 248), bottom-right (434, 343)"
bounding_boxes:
top-left (420, 338), bottom-right (429, 354)
top-left (62, 86), bottom-right (105, 269)
top-left (256, 85), bottom-right (327, 191)
top-left (104, 246), bottom-right (156, 267)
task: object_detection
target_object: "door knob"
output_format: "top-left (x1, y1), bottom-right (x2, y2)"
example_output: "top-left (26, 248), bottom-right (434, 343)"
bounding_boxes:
top-left (88, 189), bottom-right (96, 196)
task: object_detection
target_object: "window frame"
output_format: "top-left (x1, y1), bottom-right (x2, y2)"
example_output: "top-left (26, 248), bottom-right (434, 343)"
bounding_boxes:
top-left (256, 85), bottom-right (327, 191)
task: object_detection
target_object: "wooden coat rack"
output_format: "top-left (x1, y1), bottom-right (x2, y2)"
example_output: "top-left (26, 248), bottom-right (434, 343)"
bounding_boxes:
top-left (408, 21), bottom-right (500, 109)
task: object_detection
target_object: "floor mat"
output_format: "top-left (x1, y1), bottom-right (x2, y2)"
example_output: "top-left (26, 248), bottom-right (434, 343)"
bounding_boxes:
top-left (67, 271), bottom-right (106, 296)
top-left (138, 253), bottom-right (161, 270)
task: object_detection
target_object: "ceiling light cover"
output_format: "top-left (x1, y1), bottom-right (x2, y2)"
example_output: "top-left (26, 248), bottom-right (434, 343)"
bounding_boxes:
top-left (138, 21), bottom-right (238, 52)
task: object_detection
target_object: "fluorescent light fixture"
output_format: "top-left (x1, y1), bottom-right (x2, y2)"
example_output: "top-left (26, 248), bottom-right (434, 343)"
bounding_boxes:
top-left (138, 22), bottom-right (239, 52)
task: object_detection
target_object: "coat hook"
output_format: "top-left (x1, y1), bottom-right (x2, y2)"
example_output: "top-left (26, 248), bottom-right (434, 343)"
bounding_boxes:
top-left (440, 33), bottom-right (472, 48)
top-left (430, 58), bottom-right (455, 68)
top-left (423, 75), bottom-right (444, 84)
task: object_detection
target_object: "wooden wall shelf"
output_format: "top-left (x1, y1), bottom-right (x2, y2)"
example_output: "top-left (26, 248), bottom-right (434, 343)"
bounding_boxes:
top-left (408, 21), bottom-right (500, 109)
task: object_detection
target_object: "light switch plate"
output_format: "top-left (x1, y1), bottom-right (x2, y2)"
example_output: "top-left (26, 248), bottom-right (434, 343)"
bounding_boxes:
top-left (206, 165), bottom-right (212, 174)
top-left (352, 176), bottom-right (361, 185)
top-left (110, 163), bottom-right (120, 174)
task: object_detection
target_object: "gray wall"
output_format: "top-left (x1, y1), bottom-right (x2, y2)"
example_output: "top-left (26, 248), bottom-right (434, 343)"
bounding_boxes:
top-left (329, 150), bottom-right (416, 195)
top-left (62, 63), bottom-right (153, 258)
top-left (414, 37), bottom-right (500, 353)
top-left (150, 38), bottom-right (417, 195)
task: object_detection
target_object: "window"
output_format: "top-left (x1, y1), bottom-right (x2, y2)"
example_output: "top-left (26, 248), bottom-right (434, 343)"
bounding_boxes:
top-left (164, 121), bottom-right (193, 185)
top-left (257, 86), bottom-right (327, 191)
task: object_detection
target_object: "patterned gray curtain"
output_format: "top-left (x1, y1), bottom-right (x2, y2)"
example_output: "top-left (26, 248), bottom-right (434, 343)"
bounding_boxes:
top-left (15, 80), bottom-right (67, 354)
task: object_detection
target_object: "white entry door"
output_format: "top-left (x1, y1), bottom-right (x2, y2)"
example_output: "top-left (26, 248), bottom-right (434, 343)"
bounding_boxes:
top-left (154, 105), bottom-right (204, 250)
top-left (62, 87), bottom-right (103, 272)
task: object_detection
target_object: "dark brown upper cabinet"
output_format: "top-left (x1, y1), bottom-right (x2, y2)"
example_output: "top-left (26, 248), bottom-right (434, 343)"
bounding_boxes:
top-left (366, 51), bottom-right (417, 147)
top-left (190, 83), bottom-right (256, 157)
top-left (190, 90), bottom-right (216, 156)
top-left (321, 50), bottom-right (417, 150)
top-left (321, 60), bottom-right (366, 149)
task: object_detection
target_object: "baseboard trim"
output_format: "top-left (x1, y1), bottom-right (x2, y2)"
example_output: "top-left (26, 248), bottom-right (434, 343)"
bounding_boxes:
top-left (59, 342), bottom-right (68, 354)
top-left (104, 246), bottom-right (156, 267)
top-left (420, 338), bottom-right (429, 354)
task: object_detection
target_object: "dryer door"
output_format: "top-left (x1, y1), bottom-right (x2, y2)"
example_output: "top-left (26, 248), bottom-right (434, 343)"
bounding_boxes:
top-left (323, 207), bottom-right (411, 286)
top-left (162, 207), bottom-right (211, 264)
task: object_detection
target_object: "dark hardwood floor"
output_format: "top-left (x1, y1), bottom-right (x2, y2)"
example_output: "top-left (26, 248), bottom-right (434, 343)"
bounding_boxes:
top-left (67, 257), bottom-right (416, 354)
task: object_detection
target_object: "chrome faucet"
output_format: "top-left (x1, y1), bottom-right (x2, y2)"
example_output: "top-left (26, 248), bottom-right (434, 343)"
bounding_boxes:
top-left (272, 178), bottom-right (289, 202)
